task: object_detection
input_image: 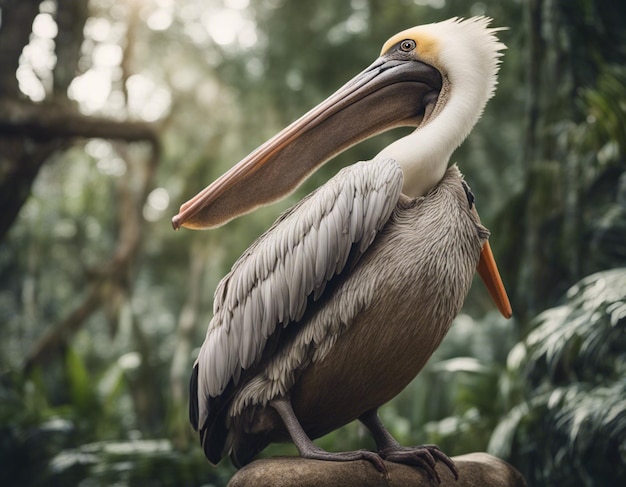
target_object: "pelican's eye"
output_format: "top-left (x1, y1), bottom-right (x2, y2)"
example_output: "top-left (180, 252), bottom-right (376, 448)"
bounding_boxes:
top-left (400, 39), bottom-right (416, 52)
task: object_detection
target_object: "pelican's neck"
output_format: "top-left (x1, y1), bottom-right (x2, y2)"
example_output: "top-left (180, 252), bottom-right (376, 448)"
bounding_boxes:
top-left (376, 74), bottom-right (489, 198)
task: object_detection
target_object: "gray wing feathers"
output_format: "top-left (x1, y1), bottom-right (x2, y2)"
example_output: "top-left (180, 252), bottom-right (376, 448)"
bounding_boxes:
top-left (195, 158), bottom-right (403, 428)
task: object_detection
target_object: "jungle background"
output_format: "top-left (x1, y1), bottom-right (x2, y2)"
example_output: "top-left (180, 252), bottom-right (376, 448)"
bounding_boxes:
top-left (0, 0), bottom-right (624, 485)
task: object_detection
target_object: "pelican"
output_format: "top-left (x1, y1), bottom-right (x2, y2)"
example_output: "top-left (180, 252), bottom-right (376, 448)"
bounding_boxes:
top-left (174, 17), bottom-right (512, 481)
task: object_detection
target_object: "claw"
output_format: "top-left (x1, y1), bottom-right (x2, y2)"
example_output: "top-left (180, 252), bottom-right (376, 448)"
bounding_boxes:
top-left (379, 444), bottom-right (458, 483)
top-left (427, 445), bottom-right (459, 480)
top-left (358, 450), bottom-right (387, 473)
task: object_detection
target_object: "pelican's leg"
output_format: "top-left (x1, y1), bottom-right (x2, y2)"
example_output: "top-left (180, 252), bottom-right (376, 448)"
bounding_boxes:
top-left (359, 409), bottom-right (458, 483)
top-left (269, 396), bottom-right (386, 472)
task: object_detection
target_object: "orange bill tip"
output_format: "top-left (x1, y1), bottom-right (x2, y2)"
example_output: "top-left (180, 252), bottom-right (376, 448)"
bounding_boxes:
top-left (477, 241), bottom-right (512, 319)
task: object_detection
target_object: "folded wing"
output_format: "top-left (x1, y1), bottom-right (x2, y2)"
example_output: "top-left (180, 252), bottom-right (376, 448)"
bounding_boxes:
top-left (192, 157), bottom-right (404, 431)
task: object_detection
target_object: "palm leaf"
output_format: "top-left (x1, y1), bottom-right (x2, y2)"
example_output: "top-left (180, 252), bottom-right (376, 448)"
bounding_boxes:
top-left (490, 269), bottom-right (626, 486)
top-left (524, 268), bottom-right (626, 385)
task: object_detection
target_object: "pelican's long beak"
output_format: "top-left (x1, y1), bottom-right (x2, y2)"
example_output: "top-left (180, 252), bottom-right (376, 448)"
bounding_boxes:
top-left (477, 242), bottom-right (512, 318)
top-left (172, 56), bottom-right (442, 230)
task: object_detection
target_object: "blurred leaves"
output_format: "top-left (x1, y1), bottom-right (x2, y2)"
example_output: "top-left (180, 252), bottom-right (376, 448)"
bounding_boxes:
top-left (47, 438), bottom-right (223, 487)
top-left (579, 67), bottom-right (626, 162)
top-left (525, 270), bottom-right (626, 385)
top-left (490, 269), bottom-right (626, 486)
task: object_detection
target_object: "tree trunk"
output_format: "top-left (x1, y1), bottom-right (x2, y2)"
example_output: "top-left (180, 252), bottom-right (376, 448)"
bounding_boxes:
top-left (514, 0), bottom-right (581, 321)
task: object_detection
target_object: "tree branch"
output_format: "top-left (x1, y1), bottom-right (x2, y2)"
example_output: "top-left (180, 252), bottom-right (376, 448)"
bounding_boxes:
top-left (0, 98), bottom-right (160, 241)
top-left (23, 283), bottom-right (104, 372)
top-left (228, 453), bottom-right (527, 487)
top-left (0, 99), bottom-right (160, 146)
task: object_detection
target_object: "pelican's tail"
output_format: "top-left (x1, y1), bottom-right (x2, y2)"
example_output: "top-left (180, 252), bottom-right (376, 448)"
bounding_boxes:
top-left (230, 432), bottom-right (271, 468)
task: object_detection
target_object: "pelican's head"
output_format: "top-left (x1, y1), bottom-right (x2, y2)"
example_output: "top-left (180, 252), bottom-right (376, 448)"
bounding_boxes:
top-left (380, 17), bottom-right (505, 118)
top-left (173, 17), bottom-right (506, 230)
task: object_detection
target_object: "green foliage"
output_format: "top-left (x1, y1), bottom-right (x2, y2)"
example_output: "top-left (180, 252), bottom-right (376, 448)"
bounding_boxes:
top-left (579, 67), bottom-right (626, 161)
top-left (0, 371), bottom-right (75, 487)
top-left (66, 347), bottom-right (101, 418)
top-left (47, 439), bottom-right (225, 487)
top-left (490, 269), bottom-right (626, 486)
top-left (525, 272), bottom-right (626, 385)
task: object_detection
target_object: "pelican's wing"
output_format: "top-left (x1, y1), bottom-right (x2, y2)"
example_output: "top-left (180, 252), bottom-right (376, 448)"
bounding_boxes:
top-left (194, 157), bottom-right (403, 426)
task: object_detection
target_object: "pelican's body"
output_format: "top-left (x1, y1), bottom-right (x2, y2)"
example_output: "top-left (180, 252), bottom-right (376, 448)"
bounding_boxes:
top-left (177, 17), bottom-right (512, 480)
top-left (212, 163), bottom-right (488, 464)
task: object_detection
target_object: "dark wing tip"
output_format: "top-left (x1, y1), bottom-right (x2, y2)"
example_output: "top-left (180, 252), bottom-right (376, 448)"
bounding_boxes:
top-left (190, 363), bottom-right (228, 465)
top-left (189, 363), bottom-right (200, 430)
top-left (201, 427), bottom-right (224, 465)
